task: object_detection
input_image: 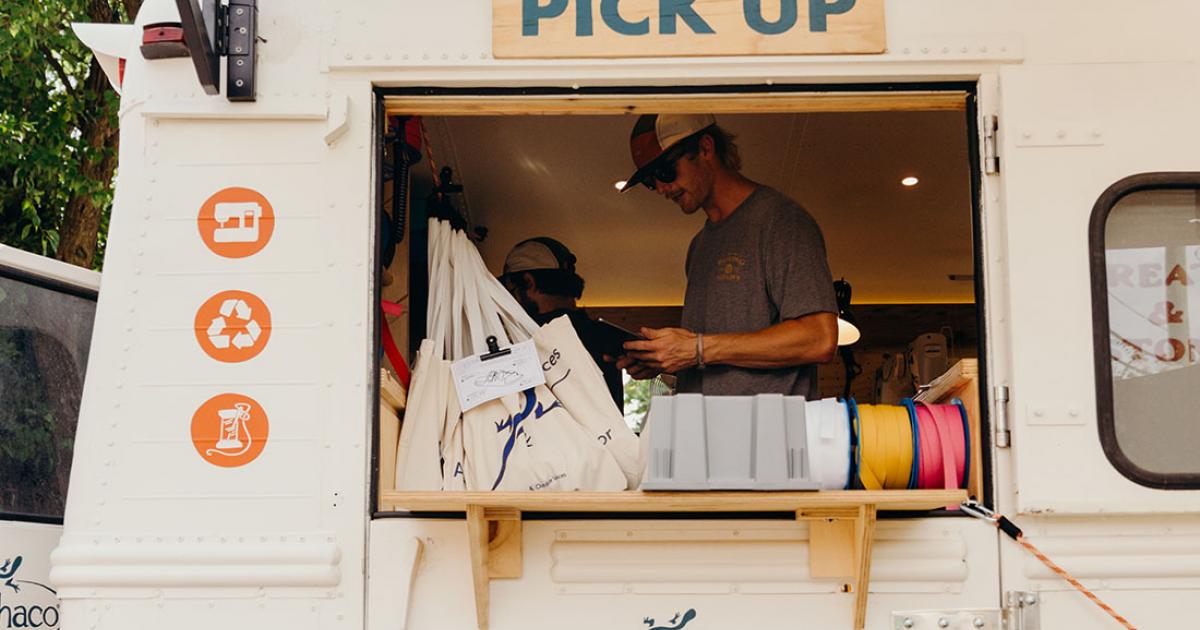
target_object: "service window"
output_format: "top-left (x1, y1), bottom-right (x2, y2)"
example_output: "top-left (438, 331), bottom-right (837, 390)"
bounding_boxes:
top-left (0, 271), bottom-right (96, 521)
top-left (1092, 176), bottom-right (1200, 488)
top-left (375, 90), bottom-right (985, 504)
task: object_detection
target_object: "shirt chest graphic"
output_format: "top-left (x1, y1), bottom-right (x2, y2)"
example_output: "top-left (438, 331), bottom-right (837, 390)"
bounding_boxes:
top-left (715, 253), bottom-right (749, 282)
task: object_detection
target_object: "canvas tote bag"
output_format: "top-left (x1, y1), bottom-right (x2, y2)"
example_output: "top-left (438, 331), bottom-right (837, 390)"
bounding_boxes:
top-left (533, 316), bottom-right (643, 489)
top-left (393, 220), bottom-right (457, 491)
top-left (456, 230), bottom-right (643, 488)
top-left (444, 227), bottom-right (627, 492)
top-left (392, 339), bottom-right (448, 490)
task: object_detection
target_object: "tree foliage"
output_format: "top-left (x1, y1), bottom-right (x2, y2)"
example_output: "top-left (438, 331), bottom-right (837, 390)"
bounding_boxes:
top-left (0, 0), bottom-right (140, 269)
top-left (624, 376), bottom-right (662, 432)
top-left (0, 1), bottom-right (133, 515)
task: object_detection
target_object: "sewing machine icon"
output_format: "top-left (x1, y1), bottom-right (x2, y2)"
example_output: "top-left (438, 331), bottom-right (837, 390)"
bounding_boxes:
top-left (213, 201), bottom-right (263, 244)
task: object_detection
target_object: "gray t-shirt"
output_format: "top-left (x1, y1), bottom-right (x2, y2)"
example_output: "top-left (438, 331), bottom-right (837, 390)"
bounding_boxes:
top-left (676, 186), bottom-right (837, 397)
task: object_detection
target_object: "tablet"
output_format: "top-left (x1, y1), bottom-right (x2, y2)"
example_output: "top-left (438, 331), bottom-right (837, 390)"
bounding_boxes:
top-left (596, 317), bottom-right (646, 343)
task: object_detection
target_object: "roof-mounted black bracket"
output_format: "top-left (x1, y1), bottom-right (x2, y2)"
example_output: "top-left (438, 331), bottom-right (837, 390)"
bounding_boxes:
top-left (175, 0), bottom-right (258, 102)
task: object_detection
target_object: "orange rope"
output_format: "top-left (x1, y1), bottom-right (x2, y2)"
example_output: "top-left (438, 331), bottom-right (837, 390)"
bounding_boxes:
top-left (1013, 534), bottom-right (1137, 630)
top-left (963, 501), bottom-right (1137, 629)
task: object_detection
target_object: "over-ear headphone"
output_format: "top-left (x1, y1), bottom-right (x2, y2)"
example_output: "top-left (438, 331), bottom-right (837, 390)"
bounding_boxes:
top-left (523, 236), bottom-right (577, 273)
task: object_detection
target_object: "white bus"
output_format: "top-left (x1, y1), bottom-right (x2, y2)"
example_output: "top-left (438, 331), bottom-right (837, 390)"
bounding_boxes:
top-left (0, 246), bottom-right (99, 630)
top-left (29, 0), bottom-right (1200, 628)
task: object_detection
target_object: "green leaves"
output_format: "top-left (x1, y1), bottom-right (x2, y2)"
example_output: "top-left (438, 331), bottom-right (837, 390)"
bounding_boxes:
top-left (623, 377), bottom-right (653, 431)
top-left (0, 0), bottom-right (138, 268)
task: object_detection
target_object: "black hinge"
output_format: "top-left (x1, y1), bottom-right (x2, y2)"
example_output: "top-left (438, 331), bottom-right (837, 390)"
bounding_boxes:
top-left (984, 114), bottom-right (999, 174)
top-left (225, 0), bottom-right (256, 101)
top-left (176, 0), bottom-right (257, 102)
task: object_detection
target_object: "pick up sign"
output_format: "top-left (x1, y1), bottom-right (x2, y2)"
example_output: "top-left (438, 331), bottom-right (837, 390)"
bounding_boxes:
top-left (493, 0), bottom-right (885, 58)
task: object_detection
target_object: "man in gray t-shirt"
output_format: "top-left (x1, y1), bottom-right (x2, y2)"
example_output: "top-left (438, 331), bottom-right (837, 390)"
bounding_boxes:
top-left (615, 113), bottom-right (838, 397)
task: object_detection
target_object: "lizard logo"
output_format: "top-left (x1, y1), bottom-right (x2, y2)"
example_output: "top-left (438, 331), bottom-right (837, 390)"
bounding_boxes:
top-left (643, 609), bottom-right (697, 630)
top-left (0, 556), bottom-right (60, 628)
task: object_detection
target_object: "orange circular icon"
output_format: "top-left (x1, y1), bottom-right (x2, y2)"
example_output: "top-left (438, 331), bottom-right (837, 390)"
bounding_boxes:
top-left (191, 393), bottom-right (269, 468)
top-left (198, 187), bottom-right (275, 258)
top-left (194, 290), bottom-right (272, 363)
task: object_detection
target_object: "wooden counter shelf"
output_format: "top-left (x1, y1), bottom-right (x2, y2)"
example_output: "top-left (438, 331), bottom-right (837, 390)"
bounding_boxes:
top-left (380, 489), bottom-right (967, 630)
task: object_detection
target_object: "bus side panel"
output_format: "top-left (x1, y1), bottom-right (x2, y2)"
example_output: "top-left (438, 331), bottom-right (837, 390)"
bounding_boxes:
top-left (368, 518), bottom-right (1000, 630)
top-left (999, 61), bottom-right (1200, 626)
top-left (1000, 61), bottom-right (1200, 514)
top-left (997, 514), bottom-right (1200, 629)
top-left (56, 4), bottom-right (378, 623)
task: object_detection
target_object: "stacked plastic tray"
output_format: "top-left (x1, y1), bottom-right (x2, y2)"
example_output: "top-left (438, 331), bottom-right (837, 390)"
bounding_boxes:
top-left (641, 394), bottom-right (820, 491)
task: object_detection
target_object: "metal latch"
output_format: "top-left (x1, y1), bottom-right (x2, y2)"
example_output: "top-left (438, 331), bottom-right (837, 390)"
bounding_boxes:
top-left (993, 384), bottom-right (1011, 448)
top-left (1003, 591), bottom-right (1041, 630)
top-left (891, 592), bottom-right (1039, 630)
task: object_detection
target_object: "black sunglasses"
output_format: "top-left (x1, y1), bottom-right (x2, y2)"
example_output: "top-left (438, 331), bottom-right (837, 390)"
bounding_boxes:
top-left (641, 139), bottom-right (700, 189)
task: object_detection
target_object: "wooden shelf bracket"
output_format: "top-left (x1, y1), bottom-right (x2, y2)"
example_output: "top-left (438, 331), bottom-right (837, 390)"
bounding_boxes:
top-left (465, 505), bottom-right (523, 630)
top-left (798, 504), bottom-right (879, 630)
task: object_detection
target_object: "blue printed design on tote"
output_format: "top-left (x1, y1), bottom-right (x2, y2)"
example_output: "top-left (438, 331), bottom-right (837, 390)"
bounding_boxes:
top-left (491, 388), bottom-right (563, 490)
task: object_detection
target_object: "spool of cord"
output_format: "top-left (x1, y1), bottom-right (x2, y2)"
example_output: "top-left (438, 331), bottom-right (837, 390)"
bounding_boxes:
top-left (804, 398), bottom-right (852, 490)
top-left (912, 401), bottom-right (968, 490)
top-left (855, 403), bottom-right (914, 490)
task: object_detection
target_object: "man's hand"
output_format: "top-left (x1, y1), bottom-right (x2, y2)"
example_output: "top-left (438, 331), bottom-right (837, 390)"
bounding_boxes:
top-left (623, 327), bottom-right (698, 375)
top-left (615, 355), bottom-right (661, 380)
top-left (605, 353), bottom-right (661, 380)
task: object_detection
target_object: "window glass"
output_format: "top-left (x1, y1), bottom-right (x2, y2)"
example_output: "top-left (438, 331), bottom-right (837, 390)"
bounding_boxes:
top-left (0, 274), bottom-right (95, 519)
top-left (1103, 188), bottom-right (1200, 477)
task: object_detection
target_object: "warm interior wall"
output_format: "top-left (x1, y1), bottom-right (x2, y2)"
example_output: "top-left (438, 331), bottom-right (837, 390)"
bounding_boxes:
top-left (417, 110), bottom-right (974, 307)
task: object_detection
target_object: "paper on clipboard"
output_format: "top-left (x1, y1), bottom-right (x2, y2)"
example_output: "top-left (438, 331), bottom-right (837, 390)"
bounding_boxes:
top-left (450, 339), bottom-right (546, 411)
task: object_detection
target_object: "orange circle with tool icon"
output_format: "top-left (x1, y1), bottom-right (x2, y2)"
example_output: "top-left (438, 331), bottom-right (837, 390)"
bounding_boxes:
top-left (197, 187), bottom-right (275, 258)
top-left (194, 290), bottom-right (272, 363)
top-left (191, 393), bottom-right (269, 468)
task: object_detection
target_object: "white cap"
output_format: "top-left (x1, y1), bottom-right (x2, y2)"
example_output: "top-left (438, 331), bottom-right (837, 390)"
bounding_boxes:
top-left (503, 237), bottom-right (576, 275)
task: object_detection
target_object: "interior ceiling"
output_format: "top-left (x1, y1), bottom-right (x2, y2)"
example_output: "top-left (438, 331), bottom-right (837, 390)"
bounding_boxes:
top-left (419, 110), bottom-right (975, 306)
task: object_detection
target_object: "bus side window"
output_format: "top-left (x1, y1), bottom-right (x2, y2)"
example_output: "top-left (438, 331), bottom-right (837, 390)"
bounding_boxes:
top-left (1091, 176), bottom-right (1200, 489)
top-left (0, 272), bottom-right (96, 521)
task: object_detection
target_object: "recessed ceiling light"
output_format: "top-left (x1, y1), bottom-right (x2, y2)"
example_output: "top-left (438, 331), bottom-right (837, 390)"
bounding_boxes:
top-left (614, 180), bottom-right (628, 191)
top-left (901, 176), bottom-right (920, 187)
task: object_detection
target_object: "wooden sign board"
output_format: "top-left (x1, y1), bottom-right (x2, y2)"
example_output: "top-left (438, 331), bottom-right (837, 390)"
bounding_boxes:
top-left (493, 0), bottom-right (885, 59)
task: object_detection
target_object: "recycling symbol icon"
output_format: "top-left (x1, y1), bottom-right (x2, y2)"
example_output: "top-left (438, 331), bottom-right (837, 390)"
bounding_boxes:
top-left (207, 298), bottom-right (263, 350)
top-left (194, 290), bottom-right (272, 363)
